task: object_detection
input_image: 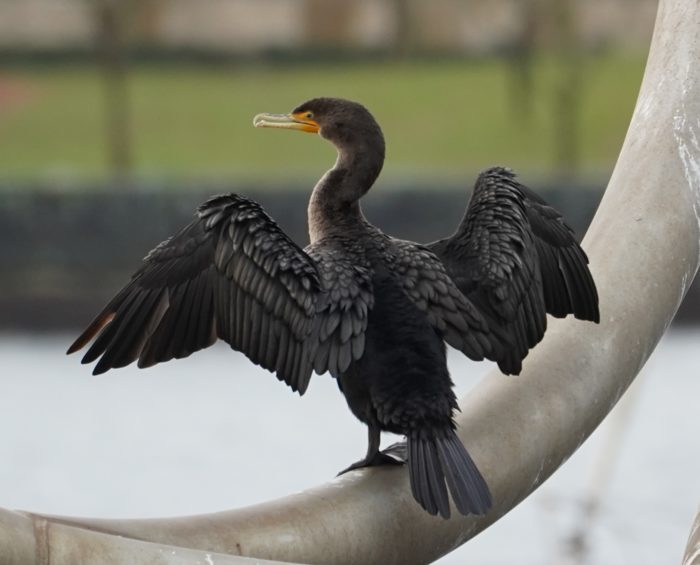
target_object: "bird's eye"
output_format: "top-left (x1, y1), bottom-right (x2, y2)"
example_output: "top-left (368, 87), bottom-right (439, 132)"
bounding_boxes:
top-left (305, 112), bottom-right (314, 119)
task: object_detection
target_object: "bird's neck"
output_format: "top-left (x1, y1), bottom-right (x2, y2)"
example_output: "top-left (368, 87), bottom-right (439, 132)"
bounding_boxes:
top-left (308, 145), bottom-right (384, 243)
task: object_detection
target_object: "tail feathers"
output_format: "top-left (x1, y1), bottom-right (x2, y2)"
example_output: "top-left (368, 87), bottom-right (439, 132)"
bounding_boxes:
top-left (408, 432), bottom-right (492, 519)
top-left (408, 436), bottom-right (451, 518)
top-left (437, 433), bottom-right (493, 516)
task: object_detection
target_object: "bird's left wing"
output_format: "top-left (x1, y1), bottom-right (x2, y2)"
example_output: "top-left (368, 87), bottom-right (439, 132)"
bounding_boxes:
top-left (426, 167), bottom-right (599, 375)
top-left (519, 183), bottom-right (600, 322)
top-left (68, 194), bottom-right (322, 394)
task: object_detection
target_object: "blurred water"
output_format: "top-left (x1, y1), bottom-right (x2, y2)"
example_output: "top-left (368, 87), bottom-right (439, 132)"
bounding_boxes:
top-left (1, 329), bottom-right (698, 564)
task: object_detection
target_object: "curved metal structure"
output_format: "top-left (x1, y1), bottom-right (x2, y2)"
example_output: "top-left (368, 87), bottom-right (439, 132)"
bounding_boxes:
top-left (2, 0), bottom-right (699, 562)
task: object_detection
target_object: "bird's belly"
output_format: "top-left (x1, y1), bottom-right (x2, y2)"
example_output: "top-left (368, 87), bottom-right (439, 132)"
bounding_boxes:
top-left (338, 278), bottom-right (457, 435)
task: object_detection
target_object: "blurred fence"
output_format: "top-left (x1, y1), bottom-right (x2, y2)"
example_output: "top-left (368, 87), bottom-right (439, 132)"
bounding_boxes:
top-left (1, 180), bottom-right (698, 331)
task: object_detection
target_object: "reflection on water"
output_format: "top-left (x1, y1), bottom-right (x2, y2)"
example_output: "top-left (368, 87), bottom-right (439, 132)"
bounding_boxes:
top-left (1, 329), bottom-right (698, 564)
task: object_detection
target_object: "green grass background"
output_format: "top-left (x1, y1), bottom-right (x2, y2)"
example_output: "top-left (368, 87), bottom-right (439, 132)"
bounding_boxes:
top-left (0, 53), bottom-right (646, 184)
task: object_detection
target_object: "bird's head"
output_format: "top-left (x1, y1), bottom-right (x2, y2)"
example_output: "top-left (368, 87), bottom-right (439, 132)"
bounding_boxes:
top-left (254, 97), bottom-right (384, 155)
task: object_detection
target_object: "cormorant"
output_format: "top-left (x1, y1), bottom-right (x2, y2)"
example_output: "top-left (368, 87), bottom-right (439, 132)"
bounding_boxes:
top-left (68, 98), bottom-right (599, 519)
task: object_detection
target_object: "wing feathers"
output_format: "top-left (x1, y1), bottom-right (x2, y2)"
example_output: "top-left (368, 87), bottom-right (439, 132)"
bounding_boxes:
top-left (67, 310), bottom-right (115, 355)
top-left (101, 290), bottom-right (164, 371)
top-left (393, 241), bottom-right (503, 362)
top-left (69, 194), bottom-right (323, 394)
top-left (81, 291), bottom-right (140, 365)
top-left (427, 167), bottom-right (599, 374)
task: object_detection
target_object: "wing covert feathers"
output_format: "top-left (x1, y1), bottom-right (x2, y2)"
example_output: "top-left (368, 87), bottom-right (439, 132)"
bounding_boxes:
top-left (307, 245), bottom-right (373, 379)
top-left (393, 241), bottom-right (508, 363)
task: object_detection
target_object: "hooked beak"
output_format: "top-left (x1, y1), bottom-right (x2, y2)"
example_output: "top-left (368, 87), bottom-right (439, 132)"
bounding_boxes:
top-left (253, 112), bottom-right (320, 134)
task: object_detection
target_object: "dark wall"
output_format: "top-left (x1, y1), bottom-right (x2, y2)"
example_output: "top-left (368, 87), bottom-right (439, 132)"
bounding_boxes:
top-left (1, 182), bottom-right (697, 330)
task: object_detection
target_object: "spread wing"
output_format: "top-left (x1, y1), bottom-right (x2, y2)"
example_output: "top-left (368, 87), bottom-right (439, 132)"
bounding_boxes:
top-left (393, 241), bottom-right (510, 363)
top-left (427, 167), bottom-right (599, 375)
top-left (68, 194), bottom-right (322, 394)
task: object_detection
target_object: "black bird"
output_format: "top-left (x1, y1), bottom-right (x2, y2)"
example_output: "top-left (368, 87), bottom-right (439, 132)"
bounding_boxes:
top-left (68, 98), bottom-right (599, 519)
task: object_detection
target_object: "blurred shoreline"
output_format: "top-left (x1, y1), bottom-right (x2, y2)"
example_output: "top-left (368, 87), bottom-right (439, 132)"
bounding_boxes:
top-left (2, 182), bottom-right (699, 331)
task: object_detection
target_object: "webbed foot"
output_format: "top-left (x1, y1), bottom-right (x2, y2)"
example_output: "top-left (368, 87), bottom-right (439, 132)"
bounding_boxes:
top-left (337, 450), bottom-right (405, 476)
top-left (381, 440), bottom-right (407, 463)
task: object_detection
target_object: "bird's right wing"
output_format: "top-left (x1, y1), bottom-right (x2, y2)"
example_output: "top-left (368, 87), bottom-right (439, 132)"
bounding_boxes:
top-left (68, 194), bottom-right (322, 394)
top-left (427, 167), bottom-right (599, 374)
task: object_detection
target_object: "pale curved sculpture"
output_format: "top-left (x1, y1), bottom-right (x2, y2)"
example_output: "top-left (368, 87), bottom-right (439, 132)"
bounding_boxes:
top-left (2, 0), bottom-right (699, 563)
top-left (684, 506), bottom-right (700, 565)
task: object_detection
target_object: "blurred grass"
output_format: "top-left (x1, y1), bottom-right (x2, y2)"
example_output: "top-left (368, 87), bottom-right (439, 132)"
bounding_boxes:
top-left (0, 53), bottom-right (646, 185)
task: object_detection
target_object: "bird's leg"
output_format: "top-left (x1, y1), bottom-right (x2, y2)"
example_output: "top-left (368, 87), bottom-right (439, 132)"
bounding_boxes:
top-left (337, 424), bottom-right (405, 475)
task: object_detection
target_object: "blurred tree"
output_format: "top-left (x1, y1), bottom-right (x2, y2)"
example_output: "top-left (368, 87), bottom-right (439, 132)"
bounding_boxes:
top-left (391, 0), bottom-right (415, 59)
top-left (505, 0), bottom-right (583, 175)
top-left (304, 0), bottom-right (356, 49)
top-left (548, 0), bottom-right (582, 176)
top-left (506, 0), bottom-right (538, 125)
top-left (134, 0), bottom-right (167, 45)
top-left (88, 0), bottom-right (133, 184)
